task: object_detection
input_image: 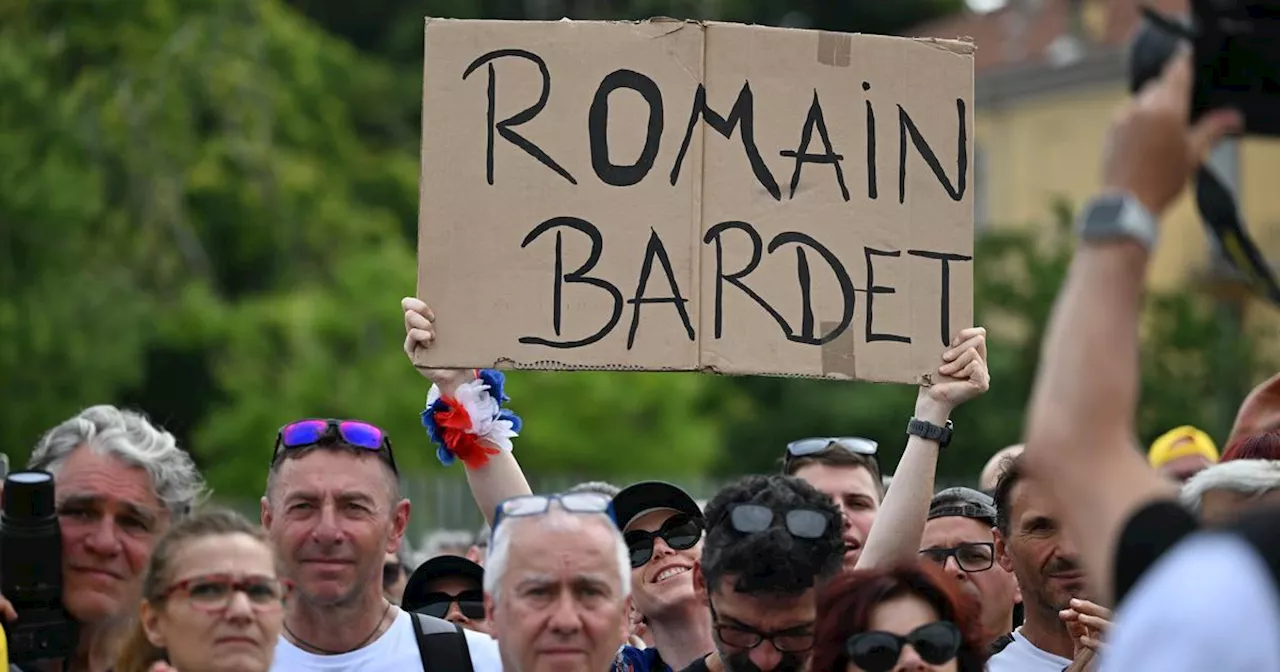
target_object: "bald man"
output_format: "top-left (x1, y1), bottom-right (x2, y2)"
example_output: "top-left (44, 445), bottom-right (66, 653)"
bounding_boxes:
top-left (980, 444), bottom-right (1024, 492)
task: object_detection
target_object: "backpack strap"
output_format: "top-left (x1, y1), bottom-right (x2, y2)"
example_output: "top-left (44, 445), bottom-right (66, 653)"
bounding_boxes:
top-left (412, 612), bottom-right (473, 672)
top-left (987, 632), bottom-right (1015, 656)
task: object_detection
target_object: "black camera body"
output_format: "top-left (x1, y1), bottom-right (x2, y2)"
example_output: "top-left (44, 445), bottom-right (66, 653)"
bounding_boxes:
top-left (1, 471), bottom-right (79, 665)
top-left (1130, 0), bottom-right (1280, 136)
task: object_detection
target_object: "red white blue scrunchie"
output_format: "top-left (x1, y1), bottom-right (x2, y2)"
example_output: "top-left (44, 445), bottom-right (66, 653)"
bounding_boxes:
top-left (421, 369), bottom-right (522, 469)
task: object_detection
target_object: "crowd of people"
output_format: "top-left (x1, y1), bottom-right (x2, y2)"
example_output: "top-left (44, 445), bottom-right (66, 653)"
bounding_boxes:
top-left (2, 51), bottom-right (1279, 672)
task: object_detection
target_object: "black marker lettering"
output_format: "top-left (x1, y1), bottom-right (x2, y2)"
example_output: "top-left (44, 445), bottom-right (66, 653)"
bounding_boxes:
top-left (861, 248), bottom-right (909, 343)
top-left (863, 82), bottom-right (878, 200)
top-left (767, 233), bottom-right (856, 345)
top-left (703, 221), bottom-right (793, 338)
top-left (897, 98), bottom-right (967, 203)
top-left (907, 249), bottom-right (974, 347)
top-left (519, 216), bottom-right (622, 348)
top-left (779, 90), bottom-right (850, 201)
top-left (672, 83), bottom-right (782, 200)
top-left (625, 228), bottom-right (694, 349)
top-left (463, 49), bottom-right (577, 186)
top-left (589, 69), bottom-right (664, 187)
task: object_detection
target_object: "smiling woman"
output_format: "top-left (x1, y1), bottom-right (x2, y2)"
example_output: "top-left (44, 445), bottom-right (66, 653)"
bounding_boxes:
top-left (115, 509), bottom-right (287, 672)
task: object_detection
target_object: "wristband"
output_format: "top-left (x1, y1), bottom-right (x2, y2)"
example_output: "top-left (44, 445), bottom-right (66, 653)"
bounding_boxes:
top-left (421, 369), bottom-right (522, 468)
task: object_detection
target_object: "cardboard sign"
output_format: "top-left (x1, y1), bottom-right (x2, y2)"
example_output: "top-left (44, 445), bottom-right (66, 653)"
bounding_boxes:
top-left (417, 19), bottom-right (974, 384)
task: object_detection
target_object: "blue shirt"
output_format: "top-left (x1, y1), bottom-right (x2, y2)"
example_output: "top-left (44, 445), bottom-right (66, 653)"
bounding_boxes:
top-left (613, 645), bottom-right (671, 672)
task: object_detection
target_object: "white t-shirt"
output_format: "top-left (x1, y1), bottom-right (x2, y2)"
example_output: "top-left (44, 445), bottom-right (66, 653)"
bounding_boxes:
top-left (986, 630), bottom-right (1072, 672)
top-left (1100, 533), bottom-right (1280, 672)
top-left (270, 609), bottom-right (502, 672)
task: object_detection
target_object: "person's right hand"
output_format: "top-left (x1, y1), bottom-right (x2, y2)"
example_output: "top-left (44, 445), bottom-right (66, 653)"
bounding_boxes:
top-left (1101, 50), bottom-right (1243, 218)
top-left (401, 297), bottom-right (474, 395)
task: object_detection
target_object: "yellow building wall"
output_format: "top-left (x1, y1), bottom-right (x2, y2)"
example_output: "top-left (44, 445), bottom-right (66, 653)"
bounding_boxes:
top-left (977, 83), bottom-right (1280, 308)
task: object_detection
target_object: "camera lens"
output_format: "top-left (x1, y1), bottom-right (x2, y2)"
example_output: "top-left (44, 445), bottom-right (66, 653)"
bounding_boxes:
top-left (2, 471), bottom-right (56, 521)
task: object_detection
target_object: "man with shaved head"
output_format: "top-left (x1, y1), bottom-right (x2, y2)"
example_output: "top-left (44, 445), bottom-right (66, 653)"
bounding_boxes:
top-left (981, 445), bottom-right (1024, 493)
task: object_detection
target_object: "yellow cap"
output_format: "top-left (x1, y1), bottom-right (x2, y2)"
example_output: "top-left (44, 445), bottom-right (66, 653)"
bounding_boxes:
top-left (1148, 425), bottom-right (1219, 468)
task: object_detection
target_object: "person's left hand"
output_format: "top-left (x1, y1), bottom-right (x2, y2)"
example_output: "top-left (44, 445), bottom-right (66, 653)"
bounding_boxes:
top-left (921, 326), bottom-right (990, 410)
top-left (1061, 598), bottom-right (1112, 660)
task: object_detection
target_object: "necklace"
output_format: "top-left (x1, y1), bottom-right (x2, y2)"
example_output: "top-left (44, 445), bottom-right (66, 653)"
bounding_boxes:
top-left (284, 600), bottom-right (393, 655)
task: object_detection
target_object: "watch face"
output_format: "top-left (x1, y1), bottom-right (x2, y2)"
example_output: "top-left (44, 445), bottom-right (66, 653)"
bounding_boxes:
top-left (1090, 199), bottom-right (1125, 223)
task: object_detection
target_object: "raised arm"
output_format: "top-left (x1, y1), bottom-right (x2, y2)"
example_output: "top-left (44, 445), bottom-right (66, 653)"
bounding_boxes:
top-left (403, 297), bottom-right (533, 526)
top-left (1021, 52), bottom-right (1242, 605)
top-left (857, 327), bottom-right (990, 570)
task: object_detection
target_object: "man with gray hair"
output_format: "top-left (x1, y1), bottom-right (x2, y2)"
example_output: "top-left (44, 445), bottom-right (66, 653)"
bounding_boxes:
top-left (1, 404), bottom-right (206, 672)
top-left (1180, 459), bottom-right (1280, 526)
top-left (485, 491), bottom-right (631, 672)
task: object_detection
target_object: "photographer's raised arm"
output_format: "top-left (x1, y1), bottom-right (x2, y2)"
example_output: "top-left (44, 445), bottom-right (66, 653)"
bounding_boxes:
top-left (857, 328), bottom-right (990, 570)
top-left (402, 298), bottom-right (532, 527)
top-left (1022, 52), bottom-right (1242, 606)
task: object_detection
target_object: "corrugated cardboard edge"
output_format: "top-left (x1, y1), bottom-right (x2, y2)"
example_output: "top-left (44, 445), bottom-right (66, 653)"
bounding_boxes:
top-left (910, 36), bottom-right (976, 55)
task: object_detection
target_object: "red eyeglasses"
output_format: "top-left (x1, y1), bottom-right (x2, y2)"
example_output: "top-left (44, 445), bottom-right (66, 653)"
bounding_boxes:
top-left (271, 419), bottom-right (398, 474)
top-left (159, 573), bottom-right (292, 612)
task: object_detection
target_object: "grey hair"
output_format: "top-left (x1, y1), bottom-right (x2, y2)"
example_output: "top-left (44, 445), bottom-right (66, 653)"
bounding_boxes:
top-left (567, 480), bottom-right (622, 498)
top-left (484, 507), bottom-right (630, 604)
top-left (1180, 459), bottom-right (1280, 513)
top-left (29, 405), bottom-right (207, 519)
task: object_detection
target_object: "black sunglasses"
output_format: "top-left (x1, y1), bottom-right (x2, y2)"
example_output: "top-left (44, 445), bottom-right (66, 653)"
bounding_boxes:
top-left (918, 542), bottom-right (995, 573)
top-left (418, 590), bottom-right (486, 620)
top-left (624, 514), bottom-right (703, 568)
top-left (725, 504), bottom-right (830, 539)
top-left (846, 622), bottom-right (961, 672)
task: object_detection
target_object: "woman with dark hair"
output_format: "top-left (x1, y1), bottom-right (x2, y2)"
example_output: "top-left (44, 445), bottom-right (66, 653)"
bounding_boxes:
top-left (812, 564), bottom-right (987, 672)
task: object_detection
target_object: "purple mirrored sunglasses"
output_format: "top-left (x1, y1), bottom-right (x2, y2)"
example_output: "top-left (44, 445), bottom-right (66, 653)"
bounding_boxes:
top-left (272, 419), bottom-right (398, 474)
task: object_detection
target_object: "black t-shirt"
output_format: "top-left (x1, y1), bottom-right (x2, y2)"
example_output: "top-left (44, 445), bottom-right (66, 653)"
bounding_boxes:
top-left (677, 655), bottom-right (711, 672)
top-left (1113, 498), bottom-right (1200, 605)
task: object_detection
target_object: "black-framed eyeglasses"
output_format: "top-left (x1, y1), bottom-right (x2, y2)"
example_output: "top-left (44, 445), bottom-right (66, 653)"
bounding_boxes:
top-left (784, 436), bottom-right (878, 462)
top-left (624, 514), bottom-right (703, 568)
top-left (723, 503), bottom-right (831, 539)
top-left (846, 622), bottom-right (961, 672)
top-left (918, 542), bottom-right (995, 573)
top-left (492, 492), bottom-right (617, 529)
top-left (708, 602), bottom-right (815, 653)
top-left (272, 419), bottom-right (398, 474)
top-left (418, 590), bottom-right (486, 620)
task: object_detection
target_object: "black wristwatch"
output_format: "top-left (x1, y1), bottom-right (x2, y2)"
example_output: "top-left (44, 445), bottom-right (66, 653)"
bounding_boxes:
top-left (907, 418), bottom-right (953, 448)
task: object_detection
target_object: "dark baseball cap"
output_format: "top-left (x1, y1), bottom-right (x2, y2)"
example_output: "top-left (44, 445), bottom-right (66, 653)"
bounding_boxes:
top-left (402, 555), bottom-right (484, 612)
top-left (611, 481), bottom-right (703, 531)
top-left (928, 487), bottom-right (998, 527)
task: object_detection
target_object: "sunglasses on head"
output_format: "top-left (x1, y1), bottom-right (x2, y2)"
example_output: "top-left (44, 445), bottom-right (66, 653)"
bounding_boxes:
top-left (724, 503), bottom-right (830, 539)
top-left (418, 590), bottom-right (486, 620)
top-left (785, 436), bottom-right (878, 461)
top-left (273, 419), bottom-right (398, 474)
top-left (845, 622), bottom-right (962, 672)
top-left (492, 492), bottom-right (617, 529)
top-left (624, 514), bottom-right (703, 568)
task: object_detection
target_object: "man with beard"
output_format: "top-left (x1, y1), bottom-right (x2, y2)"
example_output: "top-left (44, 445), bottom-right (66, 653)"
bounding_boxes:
top-left (989, 455), bottom-right (1111, 671)
top-left (612, 482), bottom-right (715, 671)
top-left (679, 475), bottom-right (844, 672)
top-left (262, 418), bottom-right (501, 671)
top-left (919, 487), bottom-right (1021, 648)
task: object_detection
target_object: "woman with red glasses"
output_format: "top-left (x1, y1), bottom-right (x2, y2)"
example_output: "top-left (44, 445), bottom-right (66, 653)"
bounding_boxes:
top-left (811, 565), bottom-right (987, 672)
top-left (115, 509), bottom-right (289, 672)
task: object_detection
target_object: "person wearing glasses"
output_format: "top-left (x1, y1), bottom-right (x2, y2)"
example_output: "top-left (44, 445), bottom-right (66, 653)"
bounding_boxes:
top-left (811, 564), bottom-right (988, 672)
top-left (402, 555), bottom-right (491, 635)
top-left (261, 418), bottom-right (501, 672)
top-left (918, 487), bottom-right (1021, 650)
top-left (486, 491), bottom-right (632, 672)
top-left (115, 509), bottom-right (286, 672)
top-left (678, 474), bottom-right (844, 672)
top-left (781, 435), bottom-right (883, 571)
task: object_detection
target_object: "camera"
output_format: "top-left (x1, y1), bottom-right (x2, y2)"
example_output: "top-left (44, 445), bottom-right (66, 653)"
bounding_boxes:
top-left (1130, 1), bottom-right (1280, 136)
top-left (1, 470), bottom-right (79, 665)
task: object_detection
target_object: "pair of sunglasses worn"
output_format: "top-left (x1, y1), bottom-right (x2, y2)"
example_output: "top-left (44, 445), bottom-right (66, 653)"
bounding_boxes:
top-left (418, 590), bottom-right (485, 620)
top-left (273, 419), bottom-right (398, 474)
top-left (493, 492), bottom-right (616, 529)
top-left (726, 503), bottom-right (831, 539)
top-left (624, 514), bottom-right (703, 568)
top-left (847, 622), bottom-right (962, 672)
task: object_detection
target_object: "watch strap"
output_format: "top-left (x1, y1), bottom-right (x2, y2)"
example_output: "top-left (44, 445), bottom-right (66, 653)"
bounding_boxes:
top-left (907, 418), bottom-right (953, 448)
